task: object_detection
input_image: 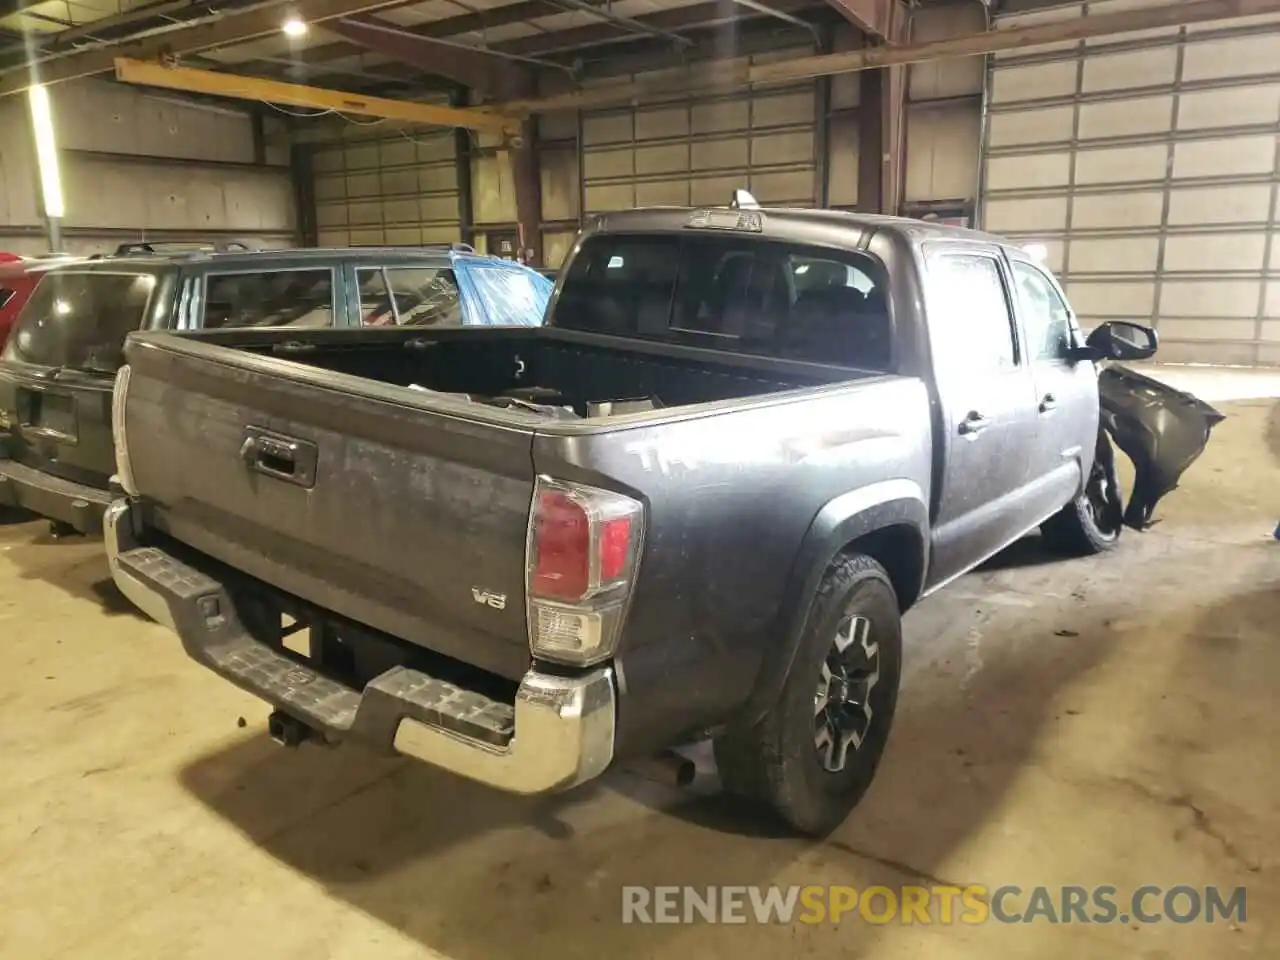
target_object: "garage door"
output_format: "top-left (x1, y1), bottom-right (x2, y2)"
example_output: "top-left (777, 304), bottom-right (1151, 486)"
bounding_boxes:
top-left (312, 131), bottom-right (461, 247)
top-left (581, 48), bottom-right (819, 216)
top-left (980, 0), bottom-right (1280, 366)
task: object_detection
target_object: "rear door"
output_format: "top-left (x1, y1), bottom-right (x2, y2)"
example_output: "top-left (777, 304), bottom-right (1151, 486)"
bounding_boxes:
top-left (1008, 255), bottom-right (1099, 509)
top-left (920, 244), bottom-right (1042, 587)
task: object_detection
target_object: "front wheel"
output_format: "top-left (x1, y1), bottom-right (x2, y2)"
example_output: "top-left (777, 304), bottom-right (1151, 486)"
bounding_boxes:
top-left (714, 553), bottom-right (903, 836)
top-left (1040, 431), bottom-right (1123, 556)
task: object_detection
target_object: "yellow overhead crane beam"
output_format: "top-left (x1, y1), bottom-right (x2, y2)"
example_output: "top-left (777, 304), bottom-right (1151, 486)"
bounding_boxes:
top-left (113, 58), bottom-right (522, 138)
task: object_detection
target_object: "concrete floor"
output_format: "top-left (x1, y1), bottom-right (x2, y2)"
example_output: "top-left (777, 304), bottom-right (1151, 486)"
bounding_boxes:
top-left (0, 366), bottom-right (1276, 959)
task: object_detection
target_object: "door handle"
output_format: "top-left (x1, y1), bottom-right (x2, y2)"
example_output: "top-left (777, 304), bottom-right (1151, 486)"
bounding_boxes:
top-left (958, 411), bottom-right (991, 436)
top-left (1039, 393), bottom-right (1058, 413)
top-left (240, 427), bottom-right (318, 488)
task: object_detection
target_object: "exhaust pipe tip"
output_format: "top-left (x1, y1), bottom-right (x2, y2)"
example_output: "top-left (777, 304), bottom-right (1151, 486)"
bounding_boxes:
top-left (627, 750), bottom-right (696, 789)
top-left (267, 710), bottom-right (312, 747)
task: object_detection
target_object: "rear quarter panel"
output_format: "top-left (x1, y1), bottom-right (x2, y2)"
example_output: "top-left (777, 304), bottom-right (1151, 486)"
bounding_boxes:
top-left (533, 375), bottom-right (933, 758)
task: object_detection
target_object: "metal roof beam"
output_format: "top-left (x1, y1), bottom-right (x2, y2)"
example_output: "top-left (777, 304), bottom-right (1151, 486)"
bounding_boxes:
top-left (0, 0), bottom-right (426, 96)
top-left (823, 0), bottom-right (905, 42)
top-left (502, 0), bottom-right (1280, 112)
top-left (499, 0), bottom-right (818, 57)
top-left (322, 16), bottom-right (535, 97)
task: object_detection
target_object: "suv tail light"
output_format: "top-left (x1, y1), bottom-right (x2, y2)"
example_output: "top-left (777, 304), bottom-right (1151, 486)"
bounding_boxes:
top-left (111, 364), bottom-right (138, 496)
top-left (526, 477), bottom-right (644, 666)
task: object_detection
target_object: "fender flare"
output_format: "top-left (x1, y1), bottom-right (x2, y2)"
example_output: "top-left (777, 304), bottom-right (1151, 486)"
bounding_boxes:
top-left (737, 479), bottom-right (929, 729)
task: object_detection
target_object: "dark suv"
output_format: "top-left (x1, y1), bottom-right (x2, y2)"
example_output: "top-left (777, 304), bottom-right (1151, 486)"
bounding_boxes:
top-left (0, 241), bottom-right (552, 535)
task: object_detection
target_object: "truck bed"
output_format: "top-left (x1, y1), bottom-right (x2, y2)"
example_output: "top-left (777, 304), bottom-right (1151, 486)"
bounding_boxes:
top-left (201, 325), bottom-right (861, 415)
top-left (119, 326), bottom-right (891, 687)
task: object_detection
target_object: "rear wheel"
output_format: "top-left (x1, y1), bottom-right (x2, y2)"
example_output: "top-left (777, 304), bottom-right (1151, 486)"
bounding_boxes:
top-left (714, 553), bottom-right (902, 836)
top-left (1040, 431), bottom-right (1123, 556)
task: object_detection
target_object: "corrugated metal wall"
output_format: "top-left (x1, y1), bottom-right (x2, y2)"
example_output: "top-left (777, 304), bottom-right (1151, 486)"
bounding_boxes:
top-left (578, 50), bottom-right (821, 214)
top-left (313, 128), bottom-right (462, 246)
top-left (981, 0), bottom-right (1280, 366)
top-left (904, 1), bottom-right (985, 215)
top-left (0, 79), bottom-right (295, 256)
top-left (295, 3), bottom-right (986, 267)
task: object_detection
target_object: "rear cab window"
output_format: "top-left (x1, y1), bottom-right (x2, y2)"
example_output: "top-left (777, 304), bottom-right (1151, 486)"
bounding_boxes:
top-left (2, 270), bottom-right (157, 373)
top-left (552, 234), bottom-right (893, 369)
top-left (199, 268), bottom-right (335, 329)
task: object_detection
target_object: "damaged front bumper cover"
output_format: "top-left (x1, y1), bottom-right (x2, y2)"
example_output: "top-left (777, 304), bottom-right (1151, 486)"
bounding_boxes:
top-left (104, 499), bottom-right (617, 795)
top-left (1099, 365), bottom-right (1227, 529)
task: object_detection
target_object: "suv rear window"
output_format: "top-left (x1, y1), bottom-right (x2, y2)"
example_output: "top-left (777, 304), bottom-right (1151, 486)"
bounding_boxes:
top-left (2, 271), bottom-right (156, 373)
top-left (553, 234), bottom-right (891, 369)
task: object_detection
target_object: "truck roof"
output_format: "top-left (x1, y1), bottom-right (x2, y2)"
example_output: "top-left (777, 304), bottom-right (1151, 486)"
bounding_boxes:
top-left (584, 205), bottom-right (1012, 250)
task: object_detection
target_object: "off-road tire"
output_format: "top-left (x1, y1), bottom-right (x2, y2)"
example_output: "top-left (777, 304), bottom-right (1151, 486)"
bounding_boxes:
top-left (1040, 433), bottom-right (1123, 557)
top-left (714, 553), bottom-right (903, 836)
top-left (1040, 494), bottom-right (1120, 556)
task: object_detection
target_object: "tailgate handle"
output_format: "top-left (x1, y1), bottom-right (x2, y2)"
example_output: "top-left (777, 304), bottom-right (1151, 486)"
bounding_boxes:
top-left (240, 427), bottom-right (318, 488)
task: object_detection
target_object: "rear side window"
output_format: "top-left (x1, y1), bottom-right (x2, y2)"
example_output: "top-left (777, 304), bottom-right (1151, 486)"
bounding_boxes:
top-left (553, 234), bottom-right (892, 369)
top-left (924, 253), bottom-right (1018, 373)
top-left (201, 269), bottom-right (334, 329)
top-left (2, 271), bottom-right (156, 373)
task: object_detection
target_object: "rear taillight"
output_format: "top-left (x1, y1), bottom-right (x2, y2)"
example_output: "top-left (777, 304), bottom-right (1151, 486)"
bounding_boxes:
top-left (526, 477), bottom-right (643, 666)
top-left (111, 364), bottom-right (138, 496)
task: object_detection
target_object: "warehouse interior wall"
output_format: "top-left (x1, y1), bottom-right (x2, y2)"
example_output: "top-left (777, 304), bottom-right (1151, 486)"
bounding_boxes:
top-left (298, 1), bottom-right (988, 266)
top-left (0, 79), bottom-right (296, 257)
top-left (981, 0), bottom-right (1280, 366)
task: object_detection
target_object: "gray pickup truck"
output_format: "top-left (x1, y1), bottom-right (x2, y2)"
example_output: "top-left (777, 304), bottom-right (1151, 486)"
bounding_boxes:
top-left (104, 201), bottom-right (1219, 835)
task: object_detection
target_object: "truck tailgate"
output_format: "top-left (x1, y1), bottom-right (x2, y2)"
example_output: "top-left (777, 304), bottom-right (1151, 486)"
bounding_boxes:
top-left (120, 336), bottom-right (537, 681)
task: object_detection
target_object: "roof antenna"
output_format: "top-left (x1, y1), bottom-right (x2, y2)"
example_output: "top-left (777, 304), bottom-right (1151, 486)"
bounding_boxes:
top-left (729, 189), bottom-right (759, 210)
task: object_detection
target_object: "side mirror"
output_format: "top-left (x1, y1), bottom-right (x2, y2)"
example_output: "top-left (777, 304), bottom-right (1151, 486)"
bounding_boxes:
top-left (1081, 321), bottom-right (1159, 362)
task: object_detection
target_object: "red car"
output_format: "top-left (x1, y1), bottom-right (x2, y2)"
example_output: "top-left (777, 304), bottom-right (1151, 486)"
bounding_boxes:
top-left (0, 254), bottom-right (46, 348)
top-left (0, 252), bottom-right (87, 347)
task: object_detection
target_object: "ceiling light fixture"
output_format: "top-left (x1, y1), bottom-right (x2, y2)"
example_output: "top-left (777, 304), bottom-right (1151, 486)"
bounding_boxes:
top-left (282, 16), bottom-right (308, 37)
top-left (27, 84), bottom-right (64, 220)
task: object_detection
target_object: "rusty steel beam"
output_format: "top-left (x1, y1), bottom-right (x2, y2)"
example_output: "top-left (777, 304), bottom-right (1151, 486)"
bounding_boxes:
top-left (824, 0), bottom-right (905, 42)
top-left (857, 64), bottom-right (905, 214)
top-left (297, 0), bottom-right (578, 66)
top-left (0, 0), bottom-right (429, 96)
top-left (503, 0), bottom-right (1280, 113)
top-left (323, 16), bottom-right (533, 98)
top-left (301, 0), bottom-right (817, 67)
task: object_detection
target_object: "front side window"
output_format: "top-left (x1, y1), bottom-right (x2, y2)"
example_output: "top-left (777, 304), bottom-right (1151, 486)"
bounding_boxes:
top-left (1011, 260), bottom-right (1073, 362)
top-left (2, 271), bottom-right (156, 373)
top-left (385, 267), bottom-right (462, 327)
top-left (467, 265), bottom-right (552, 326)
top-left (925, 253), bottom-right (1018, 373)
top-left (552, 234), bottom-right (892, 369)
top-left (202, 269), bottom-right (334, 329)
